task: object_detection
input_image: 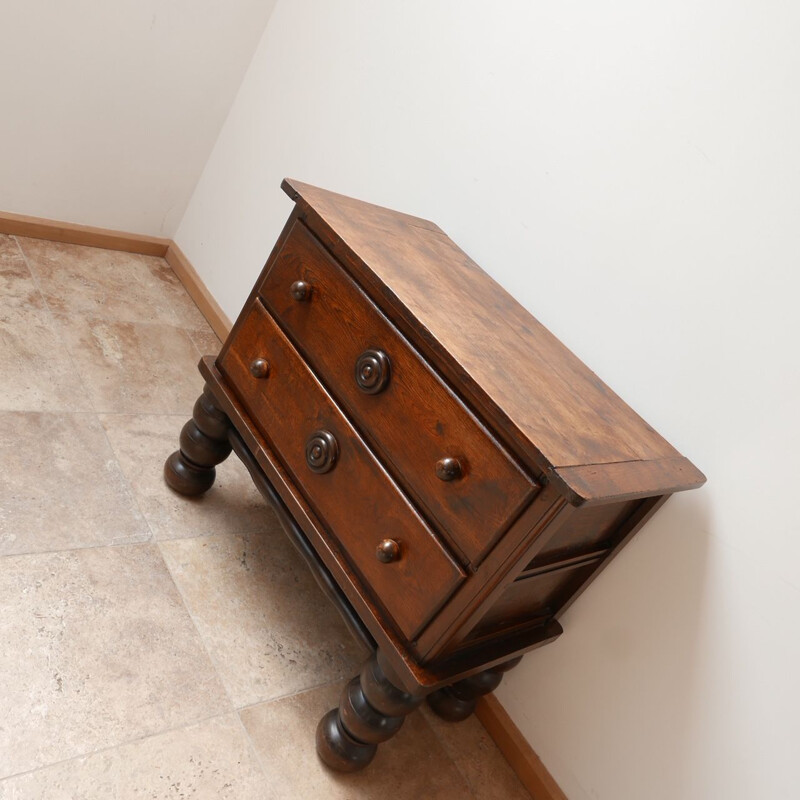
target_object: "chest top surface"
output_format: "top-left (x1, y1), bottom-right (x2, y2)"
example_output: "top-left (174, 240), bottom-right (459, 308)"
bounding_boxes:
top-left (281, 178), bottom-right (705, 506)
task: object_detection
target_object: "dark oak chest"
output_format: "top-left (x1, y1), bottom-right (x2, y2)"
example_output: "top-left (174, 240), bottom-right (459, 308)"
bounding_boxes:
top-left (165, 179), bottom-right (705, 771)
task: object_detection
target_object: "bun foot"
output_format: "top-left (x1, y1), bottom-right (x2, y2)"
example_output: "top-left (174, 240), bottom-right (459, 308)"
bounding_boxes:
top-left (426, 687), bottom-right (477, 721)
top-left (163, 385), bottom-right (233, 496)
top-left (316, 709), bottom-right (377, 772)
top-left (315, 651), bottom-right (424, 772)
top-left (163, 450), bottom-right (216, 496)
top-left (427, 656), bottom-right (523, 722)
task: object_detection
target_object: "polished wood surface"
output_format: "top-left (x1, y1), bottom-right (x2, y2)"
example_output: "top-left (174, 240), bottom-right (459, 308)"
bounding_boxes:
top-left (218, 300), bottom-right (464, 639)
top-left (259, 219), bottom-right (536, 565)
top-left (165, 178), bottom-right (706, 774)
top-left (282, 178), bottom-right (705, 505)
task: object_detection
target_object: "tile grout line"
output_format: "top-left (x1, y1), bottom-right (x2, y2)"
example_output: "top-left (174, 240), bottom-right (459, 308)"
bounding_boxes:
top-left (231, 675), bottom-right (354, 789)
top-left (234, 674), bottom-right (356, 716)
top-left (11, 235), bottom-right (209, 544)
top-left (9, 235), bottom-right (158, 544)
top-left (12, 235), bottom-right (99, 416)
top-left (154, 535), bottom-right (358, 713)
top-left (154, 537), bottom-right (243, 710)
top-left (152, 535), bottom-right (284, 789)
top-left (95, 412), bottom-right (161, 545)
top-left (12, 235), bottom-right (217, 373)
top-left (231, 711), bottom-right (275, 788)
top-left (0, 409), bottom-right (192, 417)
top-left (0, 528), bottom-right (272, 562)
top-left (147, 536), bottom-right (295, 793)
top-left (96, 414), bottom-right (155, 545)
top-left (155, 521), bottom-right (366, 785)
top-left (101, 247), bottom-right (275, 757)
top-left (0, 707), bottom-right (236, 786)
top-left (8, 237), bottom-right (156, 551)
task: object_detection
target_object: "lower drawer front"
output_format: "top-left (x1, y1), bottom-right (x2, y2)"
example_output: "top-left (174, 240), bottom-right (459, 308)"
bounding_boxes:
top-left (218, 299), bottom-right (464, 640)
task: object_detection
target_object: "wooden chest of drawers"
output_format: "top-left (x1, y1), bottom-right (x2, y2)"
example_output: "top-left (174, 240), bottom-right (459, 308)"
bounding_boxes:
top-left (165, 179), bottom-right (706, 771)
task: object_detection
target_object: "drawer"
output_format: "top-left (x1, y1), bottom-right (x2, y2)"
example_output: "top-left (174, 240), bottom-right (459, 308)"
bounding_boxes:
top-left (218, 299), bottom-right (465, 640)
top-left (258, 221), bottom-right (537, 565)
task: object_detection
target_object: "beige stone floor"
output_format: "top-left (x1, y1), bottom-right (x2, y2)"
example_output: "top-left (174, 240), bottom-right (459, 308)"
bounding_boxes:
top-left (0, 234), bottom-right (531, 799)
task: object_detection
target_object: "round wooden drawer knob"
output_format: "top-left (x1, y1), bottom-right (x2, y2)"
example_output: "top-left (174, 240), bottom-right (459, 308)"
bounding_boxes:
top-left (290, 280), bottom-right (312, 301)
top-left (355, 349), bottom-right (390, 394)
top-left (249, 358), bottom-right (270, 379)
top-left (305, 430), bottom-right (339, 473)
top-left (435, 457), bottom-right (462, 481)
top-left (376, 539), bottom-right (401, 563)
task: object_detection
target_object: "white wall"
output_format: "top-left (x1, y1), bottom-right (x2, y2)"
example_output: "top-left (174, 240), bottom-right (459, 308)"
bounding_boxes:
top-left (175, 2), bottom-right (800, 797)
top-left (0, 0), bottom-right (277, 236)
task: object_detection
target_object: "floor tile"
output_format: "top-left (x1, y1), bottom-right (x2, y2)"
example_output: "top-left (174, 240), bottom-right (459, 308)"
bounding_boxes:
top-left (188, 324), bottom-right (223, 357)
top-left (0, 714), bottom-right (265, 800)
top-left (0, 411), bottom-right (149, 556)
top-left (17, 237), bottom-right (205, 328)
top-left (0, 238), bottom-right (90, 413)
top-left (100, 413), bottom-right (272, 540)
top-left (158, 531), bottom-right (367, 708)
top-left (0, 235), bottom-right (39, 309)
top-left (0, 543), bottom-right (230, 777)
top-left (420, 705), bottom-right (531, 799)
top-left (137, 257), bottom-right (209, 329)
top-left (53, 314), bottom-right (202, 414)
top-left (240, 683), bottom-right (474, 799)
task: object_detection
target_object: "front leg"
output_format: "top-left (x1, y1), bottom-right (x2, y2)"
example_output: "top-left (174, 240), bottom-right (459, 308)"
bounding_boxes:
top-left (316, 651), bottom-right (425, 772)
top-left (164, 384), bottom-right (233, 496)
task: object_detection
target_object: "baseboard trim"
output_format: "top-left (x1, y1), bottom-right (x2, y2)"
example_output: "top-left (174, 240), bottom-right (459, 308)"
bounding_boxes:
top-left (165, 242), bottom-right (232, 340)
top-left (2, 212), bottom-right (563, 798)
top-left (0, 209), bottom-right (232, 341)
top-left (476, 694), bottom-right (567, 800)
top-left (0, 210), bottom-right (170, 257)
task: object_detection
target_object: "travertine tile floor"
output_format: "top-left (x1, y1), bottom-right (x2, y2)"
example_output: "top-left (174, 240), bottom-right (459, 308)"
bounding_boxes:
top-left (0, 234), bottom-right (531, 799)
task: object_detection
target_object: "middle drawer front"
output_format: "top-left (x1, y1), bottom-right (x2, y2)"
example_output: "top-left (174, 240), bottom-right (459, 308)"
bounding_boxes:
top-left (218, 299), bottom-right (465, 641)
top-left (258, 221), bottom-right (537, 566)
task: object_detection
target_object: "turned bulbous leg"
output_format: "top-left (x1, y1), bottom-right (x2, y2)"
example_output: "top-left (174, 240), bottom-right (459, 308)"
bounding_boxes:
top-left (164, 385), bottom-right (232, 496)
top-left (316, 652), bottom-right (424, 772)
top-left (427, 656), bottom-right (523, 722)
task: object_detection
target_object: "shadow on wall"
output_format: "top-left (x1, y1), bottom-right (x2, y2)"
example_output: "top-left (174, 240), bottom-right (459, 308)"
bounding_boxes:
top-left (499, 489), bottom-right (713, 799)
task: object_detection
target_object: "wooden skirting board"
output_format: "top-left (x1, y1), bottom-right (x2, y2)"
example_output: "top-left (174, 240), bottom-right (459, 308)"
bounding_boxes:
top-left (476, 695), bottom-right (567, 800)
top-left (0, 209), bottom-right (232, 340)
top-left (163, 241), bottom-right (232, 339)
top-left (0, 208), bottom-right (566, 800)
top-left (0, 209), bottom-right (170, 257)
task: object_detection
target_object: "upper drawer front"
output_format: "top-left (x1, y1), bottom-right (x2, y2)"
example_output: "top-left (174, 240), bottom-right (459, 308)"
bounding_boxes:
top-left (258, 222), bottom-right (537, 565)
top-left (218, 299), bottom-right (464, 640)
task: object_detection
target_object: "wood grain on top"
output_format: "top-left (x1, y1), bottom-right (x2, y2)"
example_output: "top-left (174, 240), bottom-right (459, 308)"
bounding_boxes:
top-left (282, 179), bottom-right (705, 505)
